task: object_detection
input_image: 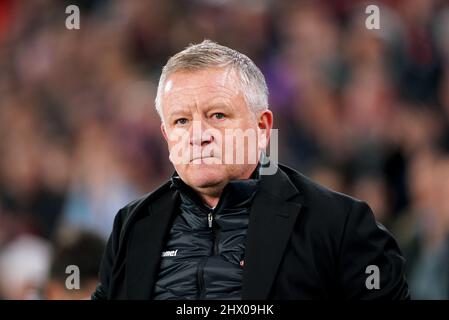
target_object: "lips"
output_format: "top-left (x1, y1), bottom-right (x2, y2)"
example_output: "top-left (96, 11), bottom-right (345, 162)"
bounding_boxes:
top-left (190, 156), bottom-right (221, 163)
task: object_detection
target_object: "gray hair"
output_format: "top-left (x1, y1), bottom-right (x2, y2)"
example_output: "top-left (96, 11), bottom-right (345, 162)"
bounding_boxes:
top-left (154, 40), bottom-right (269, 121)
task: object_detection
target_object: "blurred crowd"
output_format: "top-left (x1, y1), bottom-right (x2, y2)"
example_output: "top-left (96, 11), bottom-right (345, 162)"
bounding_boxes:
top-left (0, 0), bottom-right (449, 299)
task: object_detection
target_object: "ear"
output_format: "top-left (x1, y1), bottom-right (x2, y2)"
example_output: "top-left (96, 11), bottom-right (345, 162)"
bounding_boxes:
top-left (161, 123), bottom-right (168, 143)
top-left (257, 110), bottom-right (273, 149)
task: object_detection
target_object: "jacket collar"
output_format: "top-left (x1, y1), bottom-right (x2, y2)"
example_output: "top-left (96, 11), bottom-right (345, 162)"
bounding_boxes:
top-left (241, 163), bottom-right (303, 299)
top-left (169, 165), bottom-right (261, 215)
top-left (125, 163), bottom-right (303, 299)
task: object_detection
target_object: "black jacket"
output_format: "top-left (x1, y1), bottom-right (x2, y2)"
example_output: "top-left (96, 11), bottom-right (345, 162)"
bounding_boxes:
top-left (92, 163), bottom-right (410, 300)
top-left (152, 175), bottom-right (259, 299)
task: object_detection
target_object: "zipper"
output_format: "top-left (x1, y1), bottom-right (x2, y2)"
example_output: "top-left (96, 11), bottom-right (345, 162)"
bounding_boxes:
top-left (196, 258), bottom-right (207, 299)
top-left (208, 212), bottom-right (213, 228)
top-left (198, 210), bottom-right (220, 298)
top-left (214, 228), bottom-right (220, 255)
top-left (207, 211), bottom-right (220, 255)
top-left (196, 211), bottom-right (214, 299)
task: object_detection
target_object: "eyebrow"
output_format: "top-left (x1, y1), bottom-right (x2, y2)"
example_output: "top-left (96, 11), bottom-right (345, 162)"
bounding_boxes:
top-left (205, 101), bottom-right (234, 112)
top-left (167, 109), bottom-right (189, 119)
top-left (167, 98), bottom-right (238, 121)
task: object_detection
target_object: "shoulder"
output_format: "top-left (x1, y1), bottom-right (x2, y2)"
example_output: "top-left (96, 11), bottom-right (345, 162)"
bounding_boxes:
top-left (277, 163), bottom-right (373, 240)
top-left (113, 179), bottom-right (174, 227)
top-left (279, 163), bottom-right (362, 214)
top-left (278, 165), bottom-right (409, 299)
top-left (124, 179), bottom-right (174, 210)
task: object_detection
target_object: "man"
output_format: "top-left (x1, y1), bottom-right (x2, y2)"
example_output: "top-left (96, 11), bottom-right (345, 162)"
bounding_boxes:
top-left (92, 40), bottom-right (410, 300)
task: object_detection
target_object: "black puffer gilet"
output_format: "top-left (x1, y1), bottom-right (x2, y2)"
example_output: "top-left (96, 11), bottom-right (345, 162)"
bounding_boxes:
top-left (152, 174), bottom-right (259, 300)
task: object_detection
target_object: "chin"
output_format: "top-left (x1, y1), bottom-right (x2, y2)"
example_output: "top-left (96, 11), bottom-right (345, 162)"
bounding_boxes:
top-left (184, 164), bottom-right (228, 188)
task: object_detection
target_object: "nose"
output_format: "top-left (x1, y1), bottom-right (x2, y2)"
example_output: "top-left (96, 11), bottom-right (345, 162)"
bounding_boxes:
top-left (190, 121), bottom-right (214, 147)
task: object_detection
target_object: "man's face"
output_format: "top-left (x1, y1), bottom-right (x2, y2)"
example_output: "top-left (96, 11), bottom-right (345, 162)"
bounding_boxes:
top-left (160, 67), bottom-right (272, 193)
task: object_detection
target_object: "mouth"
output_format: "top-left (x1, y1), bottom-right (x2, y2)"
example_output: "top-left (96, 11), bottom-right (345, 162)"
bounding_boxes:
top-left (189, 156), bottom-right (221, 163)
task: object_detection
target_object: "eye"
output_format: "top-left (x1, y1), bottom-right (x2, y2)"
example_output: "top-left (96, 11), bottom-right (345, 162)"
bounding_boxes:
top-left (212, 113), bottom-right (225, 120)
top-left (174, 118), bottom-right (189, 125)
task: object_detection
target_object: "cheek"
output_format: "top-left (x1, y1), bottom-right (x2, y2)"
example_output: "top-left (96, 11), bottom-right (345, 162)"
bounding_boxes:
top-left (165, 131), bottom-right (192, 165)
top-left (165, 128), bottom-right (190, 150)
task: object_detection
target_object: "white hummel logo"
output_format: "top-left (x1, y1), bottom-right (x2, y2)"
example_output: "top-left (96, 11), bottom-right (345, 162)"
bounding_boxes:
top-left (161, 249), bottom-right (178, 257)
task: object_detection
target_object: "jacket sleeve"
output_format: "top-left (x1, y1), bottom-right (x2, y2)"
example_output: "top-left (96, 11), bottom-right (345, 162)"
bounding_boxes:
top-left (91, 209), bottom-right (125, 300)
top-left (338, 200), bottom-right (410, 300)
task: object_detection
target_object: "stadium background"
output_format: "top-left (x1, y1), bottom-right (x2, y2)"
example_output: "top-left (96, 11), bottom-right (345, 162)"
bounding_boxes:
top-left (0, 0), bottom-right (449, 299)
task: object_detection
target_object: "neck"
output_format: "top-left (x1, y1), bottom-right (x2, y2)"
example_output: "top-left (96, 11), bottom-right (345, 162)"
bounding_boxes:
top-left (200, 194), bottom-right (221, 208)
top-left (193, 183), bottom-right (225, 208)
top-left (193, 163), bottom-right (259, 208)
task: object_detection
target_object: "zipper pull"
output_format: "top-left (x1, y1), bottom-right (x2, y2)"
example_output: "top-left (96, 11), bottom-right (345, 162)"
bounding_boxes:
top-left (208, 212), bottom-right (213, 228)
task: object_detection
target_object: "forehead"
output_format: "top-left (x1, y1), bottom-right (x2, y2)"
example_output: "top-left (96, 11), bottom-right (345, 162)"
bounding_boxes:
top-left (162, 67), bottom-right (242, 106)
